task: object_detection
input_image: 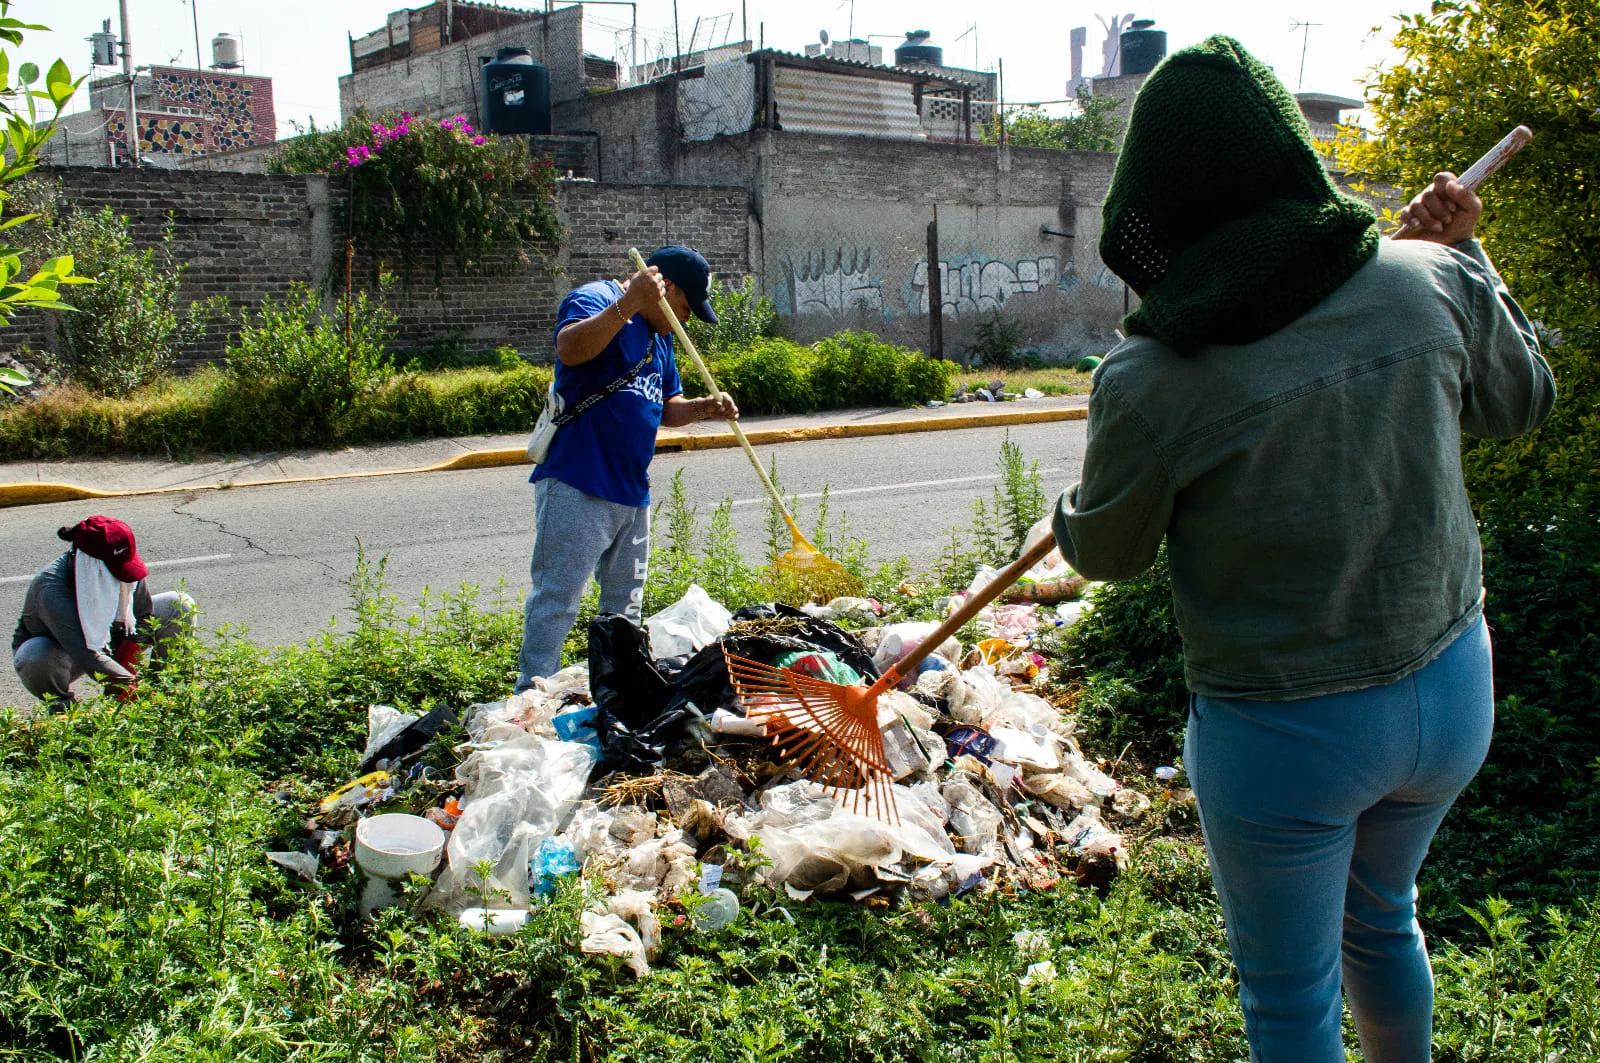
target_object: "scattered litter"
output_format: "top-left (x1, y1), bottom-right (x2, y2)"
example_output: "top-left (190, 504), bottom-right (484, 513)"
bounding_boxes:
top-left (1022, 387), bottom-right (1044, 399)
top-left (645, 583), bottom-right (732, 659)
top-left (275, 582), bottom-right (1158, 975)
top-left (267, 851), bottom-right (321, 885)
top-left (459, 908), bottom-right (530, 937)
top-left (1022, 960), bottom-right (1058, 987)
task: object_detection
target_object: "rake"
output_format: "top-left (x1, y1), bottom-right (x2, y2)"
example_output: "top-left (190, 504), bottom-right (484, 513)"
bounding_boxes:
top-left (1390, 125), bottom-right (1532, 238)
top-left (726, 534), bottom-right (1061, 822)
top-left (628, 247), bottom-right (861, 603)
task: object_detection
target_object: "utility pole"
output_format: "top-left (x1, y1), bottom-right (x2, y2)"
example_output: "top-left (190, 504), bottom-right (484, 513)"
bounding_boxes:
top-left (672, 0), bottom-right (681, 72)
top-left (187, 0), bottom-right (201, 70)
top-left (119, 0), bottom-right (140, 167)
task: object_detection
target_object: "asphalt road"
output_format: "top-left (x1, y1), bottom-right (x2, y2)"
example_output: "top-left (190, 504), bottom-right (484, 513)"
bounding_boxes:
top-left (0, 419), bottom-right (1088, 708)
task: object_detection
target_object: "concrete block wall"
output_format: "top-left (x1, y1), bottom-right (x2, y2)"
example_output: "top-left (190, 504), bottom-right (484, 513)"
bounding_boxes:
top-left (716, 133), bottom-right (1125, 359)
top-left (4, 167), bottom-right (747, 366)
top-left (339, 5), bottom-right (584, 128)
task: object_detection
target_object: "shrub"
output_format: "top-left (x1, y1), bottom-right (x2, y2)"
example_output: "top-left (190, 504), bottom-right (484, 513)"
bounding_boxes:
top-left (224, 282), bottom-right (398, 443)
top-left (706, 338), bottom-right (814, 415)
top-left (972, 309), bottom-right (1024, 368)
top-left (685, 274), bottom-right (783, 355)
top-left (30, 207), bottom-right (213, 396)
top-left (808, 330), bottom-right (959, 408)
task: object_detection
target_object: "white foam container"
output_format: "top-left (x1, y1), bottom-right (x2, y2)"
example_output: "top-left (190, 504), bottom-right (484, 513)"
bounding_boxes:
top-left (354, 813), bottom-right (446, 880)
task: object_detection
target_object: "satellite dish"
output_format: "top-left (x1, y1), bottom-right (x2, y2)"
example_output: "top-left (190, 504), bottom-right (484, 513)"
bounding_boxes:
top-left (819, 29), bottom-right (830, 45)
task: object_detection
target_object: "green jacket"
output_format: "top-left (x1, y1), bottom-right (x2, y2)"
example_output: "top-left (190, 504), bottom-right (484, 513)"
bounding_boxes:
top-left (1054, 239), bottom-right (1555, 699)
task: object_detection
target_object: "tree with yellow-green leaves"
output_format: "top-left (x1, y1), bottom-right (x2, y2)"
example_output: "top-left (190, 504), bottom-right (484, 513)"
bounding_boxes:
top-left (0, 2), bottom-right (89, 395)
top-left (1338, 0), bottom-right (1598, 506)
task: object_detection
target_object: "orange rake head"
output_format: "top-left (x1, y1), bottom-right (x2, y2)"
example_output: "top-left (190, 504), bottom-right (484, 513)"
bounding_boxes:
top-left (722, 647), bottom-right (900, 823)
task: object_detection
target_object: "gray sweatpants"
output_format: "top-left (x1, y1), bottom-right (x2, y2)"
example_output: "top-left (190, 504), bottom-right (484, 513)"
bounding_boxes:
top-left (13, 591), bottom-right (196, 703)
top-left (515, 477), bottom-right (650, 689)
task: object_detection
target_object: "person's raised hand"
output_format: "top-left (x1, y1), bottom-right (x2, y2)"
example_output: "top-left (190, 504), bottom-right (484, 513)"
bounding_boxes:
top-left (620, 265), bottom-right (668, 315)
top-left (1395, 171), bottom-right (1481, 245)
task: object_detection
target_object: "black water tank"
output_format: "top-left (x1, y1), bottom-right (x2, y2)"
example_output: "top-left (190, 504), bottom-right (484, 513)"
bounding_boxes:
top-left (894, 30), bottom-right (943, 67)
top-left (1119, 19), bottom-right (1167, 75)
top-left (481, 47), bottom-right (550, 135)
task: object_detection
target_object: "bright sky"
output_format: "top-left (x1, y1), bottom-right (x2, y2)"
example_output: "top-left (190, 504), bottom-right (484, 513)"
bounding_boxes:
top-left (22, 0), bottom-right (1416, 134)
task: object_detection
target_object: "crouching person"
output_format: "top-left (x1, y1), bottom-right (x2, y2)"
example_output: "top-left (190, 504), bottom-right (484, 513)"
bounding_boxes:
top-left (12, 516), bottom-right (196, 705)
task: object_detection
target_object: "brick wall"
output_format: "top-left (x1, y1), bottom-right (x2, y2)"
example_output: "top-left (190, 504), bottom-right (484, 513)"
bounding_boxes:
top-left (5, 167), bottom-right (748, 365)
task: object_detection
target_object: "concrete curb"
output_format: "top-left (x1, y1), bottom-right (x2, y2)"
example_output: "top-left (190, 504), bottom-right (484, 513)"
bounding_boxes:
top-left (0, 403), bottom-right (1086, 509)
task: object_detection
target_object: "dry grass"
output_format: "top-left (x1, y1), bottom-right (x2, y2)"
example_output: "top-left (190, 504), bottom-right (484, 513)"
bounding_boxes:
top-left (952, 366), bottom-right (1094, 398)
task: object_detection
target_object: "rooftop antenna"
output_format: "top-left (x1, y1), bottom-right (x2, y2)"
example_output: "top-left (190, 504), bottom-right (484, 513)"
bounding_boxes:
top-left (1289, 18), bottom-right (1321, 91)
top-left (954, 22), bottom-right (977, 70)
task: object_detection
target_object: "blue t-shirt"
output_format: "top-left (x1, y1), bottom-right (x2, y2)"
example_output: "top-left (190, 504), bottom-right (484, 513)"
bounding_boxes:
top-left (532, 280), bottom-right (682, 507)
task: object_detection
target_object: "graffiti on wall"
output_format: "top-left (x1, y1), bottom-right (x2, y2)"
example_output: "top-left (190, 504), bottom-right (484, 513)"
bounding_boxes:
top-left (780, 248), bottom-right (884, 317)
top-left (908, 254), bottom-right (1061, 317)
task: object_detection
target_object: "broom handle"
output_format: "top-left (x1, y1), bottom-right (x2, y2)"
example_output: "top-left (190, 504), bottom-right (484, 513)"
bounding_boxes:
top-left (628, 248), bottom-right (803, 536)
top-left (865, 534), bottom-right (1060, 698)
top-left (1389, 125), bottom-right (1531, 239)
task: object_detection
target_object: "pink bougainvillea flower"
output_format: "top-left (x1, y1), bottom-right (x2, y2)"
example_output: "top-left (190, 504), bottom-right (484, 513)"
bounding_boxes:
top-left (472, 135), bottom-right (487, 145)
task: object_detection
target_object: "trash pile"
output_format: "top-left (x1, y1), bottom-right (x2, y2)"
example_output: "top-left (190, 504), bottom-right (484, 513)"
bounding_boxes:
top-left (271, 549), bottom-right (1164, 970)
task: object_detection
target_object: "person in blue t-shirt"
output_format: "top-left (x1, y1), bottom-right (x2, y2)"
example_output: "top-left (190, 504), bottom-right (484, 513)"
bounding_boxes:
top-left (514, 245), bottom-right (738, 689)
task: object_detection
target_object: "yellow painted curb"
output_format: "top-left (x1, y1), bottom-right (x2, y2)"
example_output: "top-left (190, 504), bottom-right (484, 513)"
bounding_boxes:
top-left (0, 404), bottom-right (1085, 509)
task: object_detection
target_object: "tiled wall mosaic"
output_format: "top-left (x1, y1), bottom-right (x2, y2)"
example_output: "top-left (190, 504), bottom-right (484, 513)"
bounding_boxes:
top-left (103, 68), bottom-right (275, 158)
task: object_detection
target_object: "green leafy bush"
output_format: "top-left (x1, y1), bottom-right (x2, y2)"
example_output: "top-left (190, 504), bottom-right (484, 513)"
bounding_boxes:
top-left (677, 331), bottom-right (957, 415)
top-left (684, 274), bottom-right (783, 355)
top-left (985, 86), bottom-right (1124, 152)
top-left (271, 109), bottom-right (562, 284)
top-left (972, 309), bottom-right (1024, 368)
top-left (30, 206), bottom-right (213, 396)
top-left (224, 282), bottom-right (397, 441)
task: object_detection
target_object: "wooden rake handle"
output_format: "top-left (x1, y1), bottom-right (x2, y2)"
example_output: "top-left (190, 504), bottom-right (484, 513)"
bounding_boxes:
top-left (866, 534), bottom-right (1060, 699)
top-left (626, 247), bottom-right (801, 535)
top-left (1389, 125), bottom-right (1531, 239)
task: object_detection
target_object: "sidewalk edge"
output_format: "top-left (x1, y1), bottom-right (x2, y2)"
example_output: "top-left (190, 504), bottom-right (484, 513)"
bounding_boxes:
top-left (0, 404), bottom-right (1085, 509)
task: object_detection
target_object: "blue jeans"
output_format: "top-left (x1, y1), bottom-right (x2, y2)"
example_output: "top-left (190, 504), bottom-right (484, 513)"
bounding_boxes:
top-left (1185, 616), bottom-right (1493, 1063)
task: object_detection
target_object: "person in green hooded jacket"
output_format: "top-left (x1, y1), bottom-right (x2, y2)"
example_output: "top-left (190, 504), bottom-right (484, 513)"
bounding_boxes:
top-left (1050, 36), bottom-right (1554, 1063)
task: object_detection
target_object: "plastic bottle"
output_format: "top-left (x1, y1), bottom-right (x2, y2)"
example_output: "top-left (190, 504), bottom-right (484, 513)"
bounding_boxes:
top-left (697, 888), bottom-right (740, 930)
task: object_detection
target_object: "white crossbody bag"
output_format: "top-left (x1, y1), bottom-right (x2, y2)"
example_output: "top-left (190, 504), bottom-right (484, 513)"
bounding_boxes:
top-left (527, 351), bottom-right (652, 464)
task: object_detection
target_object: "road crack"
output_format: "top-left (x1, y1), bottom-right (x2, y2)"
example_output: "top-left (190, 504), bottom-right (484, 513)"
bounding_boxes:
top-left (171, 495), bottom-right (346, 581)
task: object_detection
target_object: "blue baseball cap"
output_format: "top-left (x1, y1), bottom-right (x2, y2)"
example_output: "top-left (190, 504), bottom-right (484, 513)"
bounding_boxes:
top-left (646, 245), bottom-right (718, 324)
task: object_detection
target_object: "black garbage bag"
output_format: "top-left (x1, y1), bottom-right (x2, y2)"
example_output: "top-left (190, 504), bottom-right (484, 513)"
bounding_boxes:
top-left (587, 613), bottom-right (684, 773)
top-left (588, 606), bottom-right (882, 773)
top-left (661, 603), bottom-right (880, 720)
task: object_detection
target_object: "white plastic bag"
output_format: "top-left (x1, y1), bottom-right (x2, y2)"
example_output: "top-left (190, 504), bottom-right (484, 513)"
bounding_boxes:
top-left (874, 622), bottom-right (961, 677)
top-left (644, 584), bottom-right (732, 659)
top-left (580, 909), bottom-right (650, 976)
top-left (359, 704), bottom-right (419, 765)
top-left (431, 734), bottom-right (596, 913)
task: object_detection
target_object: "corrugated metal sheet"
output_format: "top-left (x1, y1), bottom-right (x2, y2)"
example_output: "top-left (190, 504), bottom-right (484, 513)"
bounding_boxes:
top-left (773, 66), bottom-right (926, 140)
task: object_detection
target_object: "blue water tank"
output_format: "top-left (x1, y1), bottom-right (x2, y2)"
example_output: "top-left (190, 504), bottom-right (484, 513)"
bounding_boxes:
top-left (481, 47), bottom-right (550, 135)
top-left (894, 30), bottom-right (944, 67)
top-left (1119, 19), bottom-right (1167, 76)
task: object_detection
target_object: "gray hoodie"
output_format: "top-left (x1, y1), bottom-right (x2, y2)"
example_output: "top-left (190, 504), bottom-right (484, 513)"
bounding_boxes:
top-left (13, 550), bottom-right (154, 684)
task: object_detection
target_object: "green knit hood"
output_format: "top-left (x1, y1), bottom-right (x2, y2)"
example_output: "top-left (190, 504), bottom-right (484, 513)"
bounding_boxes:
top-left (1099, 35), bottom-right (1379, 354)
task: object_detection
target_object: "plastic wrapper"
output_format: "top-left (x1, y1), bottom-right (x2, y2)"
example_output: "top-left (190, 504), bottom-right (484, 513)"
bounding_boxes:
top-left (580, 909), bottom-right (650, 977)
top-left (645, 584), bottom-right (733, 659)
top-left (989, 726), bottom-right (1062, 772)
top-left (941, 780), bottom-right (1004, 857)
top-left (430, 734), bottom-right (597, 913)
top-left (607, 889), bottom-right (662, 959)
top-left (943, 665), bottom-right (1007, 725)
top-left (755, 784), bottom-right (955, 895)
top-left (1023, 771), bottom-right (1096, 810)
top-left (873, 622), bottom-right (962, 682)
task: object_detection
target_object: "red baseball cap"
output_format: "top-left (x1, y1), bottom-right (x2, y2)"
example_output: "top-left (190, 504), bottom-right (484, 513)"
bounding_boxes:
top-left (59, 515), bottom-right (148, 583)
